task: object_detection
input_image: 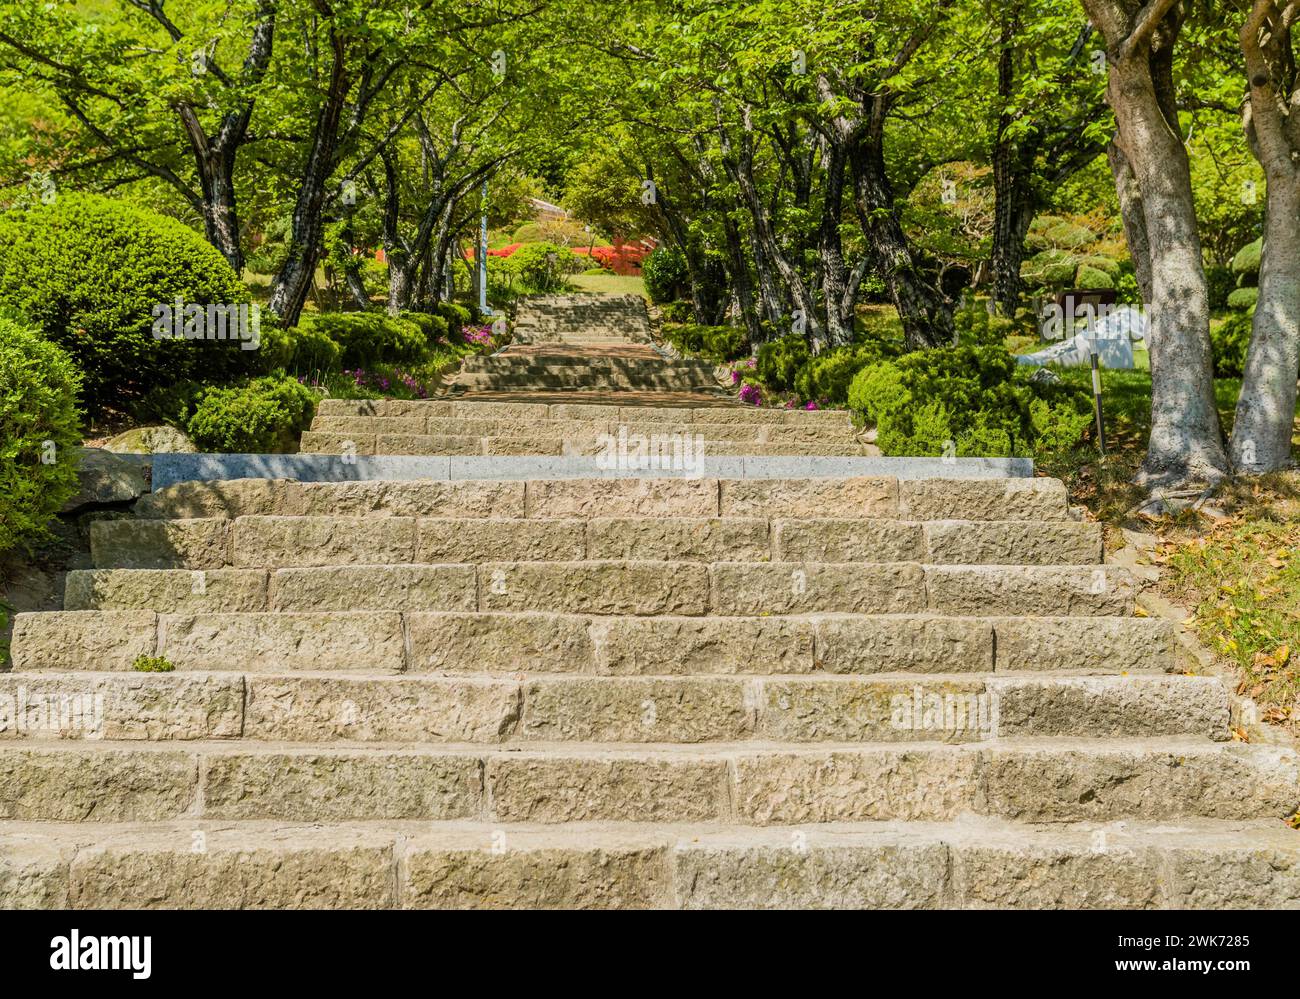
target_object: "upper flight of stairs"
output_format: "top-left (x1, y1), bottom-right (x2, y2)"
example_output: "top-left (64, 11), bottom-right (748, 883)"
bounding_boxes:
top-left (447, 293), bottom-right (726, 398)
top-left (300, 398), bottom-right (879, 457)
top-left (5, 397), bottom-right (1299, 908)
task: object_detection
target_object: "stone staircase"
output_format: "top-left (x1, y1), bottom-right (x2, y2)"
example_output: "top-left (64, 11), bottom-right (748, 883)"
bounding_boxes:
top-left (512, 293), bottom-right (653, 346)
top-left (447, 294), bottom-right (725, 398)
top-left (300, 398), bottom-right (879, 457)
top-left (3, 398), bottom-right (1299, 908)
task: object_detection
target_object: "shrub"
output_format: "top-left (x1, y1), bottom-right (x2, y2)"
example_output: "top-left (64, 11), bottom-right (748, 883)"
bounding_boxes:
top-left (1206, 265), bottom-right (1235, 311)
top-left (660, 300), bottom-right (694, 323)
top-left (305, 312), bottom-right (428, 369)
top-left (1043, 221), bottom-right (1097, 250)
top-left (1211, 311), bottom-right (1253, 378)
top-left (1232, 237), bottom-right (1262, 281)
top-left (131, 654), bottom-right (176, 673)
top-left (756, 334), bottom-right (812, 393)
top-left (0, 321), bottom-right (82, 554)
top-left (1020, 249), bottom-right (1078, 288)
top-left (1075, 264), bottom-right (1115, 290)
top-left (1075, 255), bottom-right (1121, 279)
top-left (793, 342), bottom-right (899, 407)
top-left (510, 243), bottom-right (579, 293)
top-left (642, 247), bottom-right (689, 304)
top-left (662, 323), bottom-right (748, 363)
top-left (437, 301), bottom-right (471, 332)
top-left (0, 193), bottom-right (255, 415)
top-left (1228, 287), bottom-right (1259, 311)
top-left (846, 345), bottom-right (1091, 458)
top-left (400, 311), bottom-right (451, 344)
top-left (132, 379), bottom-right (205, 428)
top-left (186, 375), bottom-right (317, 453)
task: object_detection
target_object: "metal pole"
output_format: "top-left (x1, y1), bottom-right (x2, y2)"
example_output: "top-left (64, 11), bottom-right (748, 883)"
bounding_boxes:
top-left (1090, 342), bottom-right (1106, 456)
top-left (478, 181), bottom-right (490, 317)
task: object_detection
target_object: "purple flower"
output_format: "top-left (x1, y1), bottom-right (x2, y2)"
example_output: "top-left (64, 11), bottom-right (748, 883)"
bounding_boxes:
top-left (739, 383), bottom-right (762, 407)
top-left (804, 401), bottom-right (819, 411)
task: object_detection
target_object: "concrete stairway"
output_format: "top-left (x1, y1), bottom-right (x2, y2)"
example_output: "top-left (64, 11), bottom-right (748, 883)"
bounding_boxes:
top-left (4, 398), bottom-right (1299, 908)
top-left (448, 294), bottom-right (726, 398)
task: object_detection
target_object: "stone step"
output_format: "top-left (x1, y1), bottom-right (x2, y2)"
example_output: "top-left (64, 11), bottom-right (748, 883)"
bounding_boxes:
top-left (6, 816), bottom-right (1296, 909)
top-left (314, 398), bottom-right (855, 427)
top-left (298, 431), bottom-right (875, 458)
top-left (59, 562), bottom-right (1135, 616)
top-left (2, 736), bottom-right (1291, 827)
top-left (309, 415), bottom-right (864, 444)
top-left (134, 476), bottom-right (1068, 522)
top-left (450, 374), bottom-right (720, 392)
top-left (0, 671), bottom-right (1224, 742)
top-left (11, 610), bottom-right (1175, 675)
top-left (89, 516), bottom-right (1103, 569)
top-left (463, 354), bottom-right (690, 368)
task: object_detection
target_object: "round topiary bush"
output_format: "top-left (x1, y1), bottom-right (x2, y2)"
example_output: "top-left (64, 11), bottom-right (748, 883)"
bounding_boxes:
top-left (0, 193), bottom-right (257, 416)
top-left (642, 247), bottom-right (689, 304)
top-left (0, 320), bottom-right (83, 554)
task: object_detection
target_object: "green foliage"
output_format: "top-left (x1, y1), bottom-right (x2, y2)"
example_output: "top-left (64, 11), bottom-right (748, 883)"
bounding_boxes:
top-left (1232, 237), bottom-right (1263, 281)
top-left (0, 320), bottom-right (82, 554)
top-left (400, 311), bottom-right (451, 344)
top-left (1211, 311), bottom-right (1253, 378)
top-left (185, 375), bottom-right (317, 454)
top-left (1228, 287), bottom-right (1260, 311)
top-left (510, 243), bottom-right (579, 293)
top-left (793, 341), bottom-right (900, 407)
top-left (304, 313), bottom-right (428, 369)
top-left (132, 380), bottom-right (205, 428)
top-left (642, 247), bottom-right (689, 304)
top-left (1206, 265), bottom-right (1235, 312)
top-left (1042, 220), bottom-right (1096, 249)
top-left (756, 334), bottom-right (812, 393)
top-left (1020, 249), bottom-right (1078, 288)
top-left (846, 345), bottom-right (1092, 458)
top-left (660, 300), bottom-right (694, 323)
top-left (437, 302), bottom-right (472, 336)
top-left (0, 194), bottom-right (255, 416)
top-left (1075, 264), bottom-right (1115, 290)
top-left (662, 323), bottom-right (748, 363)
top-left (1075, 255), bottom-right (1121, 279)
top-left (131, 654), bottom-right (175, 673)
top-left (954, 299), bottom-right (1017, 347)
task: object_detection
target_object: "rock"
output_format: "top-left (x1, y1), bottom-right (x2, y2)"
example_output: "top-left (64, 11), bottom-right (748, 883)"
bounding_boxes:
top-left (104, 425), bottom-right (196, 454)
top-left (59, 448), bottom-right (147, 513)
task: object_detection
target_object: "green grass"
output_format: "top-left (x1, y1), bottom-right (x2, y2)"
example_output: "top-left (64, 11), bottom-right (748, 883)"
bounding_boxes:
top-left (567, 273), bottom-right (647, 297)
top-left (1157, 477), bottom-right (1300, 734)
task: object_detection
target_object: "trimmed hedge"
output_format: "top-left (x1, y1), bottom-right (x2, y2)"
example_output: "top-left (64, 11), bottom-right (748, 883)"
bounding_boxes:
top-left (304, 312), bottom-right (428, 369)
top-left (0, 193), bottom-right (255, 415)
top-left (0, 321), bottom-right (82, 554)
top-left (847, 345), bottom-right (1092, 458)
top-left (185, 375), bottom-right (317, 454)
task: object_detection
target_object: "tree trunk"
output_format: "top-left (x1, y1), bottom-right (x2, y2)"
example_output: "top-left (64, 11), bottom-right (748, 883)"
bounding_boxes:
top-left (1230, 1), bottom-right (1300, 474)
top-left (1107, 140), bottom-right (1153, 304)
top-left (990, 139), bottom-right (1038, 316)
top-left (268, 29), bottom-right (350, 326)
top-left (848, 136), bottom-right (952, 351)
top-left (1089, 2), bottom-right (1229, 488)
